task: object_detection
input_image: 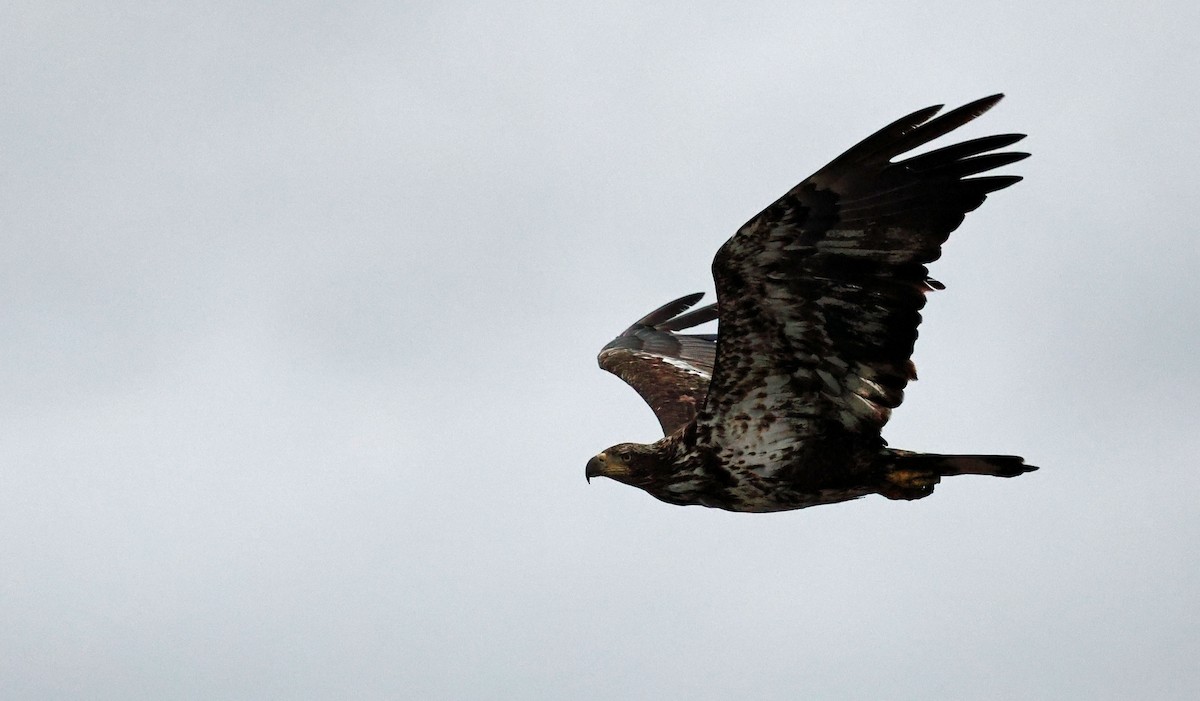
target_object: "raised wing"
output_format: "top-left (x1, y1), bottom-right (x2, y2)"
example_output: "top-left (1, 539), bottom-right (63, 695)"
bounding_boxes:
top-left (700, 94), bottom-right (1028, 451)
top-left (598, 293), bottom-right (719, 436)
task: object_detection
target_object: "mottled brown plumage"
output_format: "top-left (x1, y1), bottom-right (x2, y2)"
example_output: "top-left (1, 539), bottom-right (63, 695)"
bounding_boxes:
top-left (589, 95), bottom-right (1038, 512)
top-left (597, 293), bottom-right (717, 435)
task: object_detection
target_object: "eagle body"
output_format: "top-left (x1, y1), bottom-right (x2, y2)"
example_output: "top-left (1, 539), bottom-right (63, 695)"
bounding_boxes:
top-left (588, 95), bottom-right (1038, 512)
top-left (601, 427), bottom-right (888, 512)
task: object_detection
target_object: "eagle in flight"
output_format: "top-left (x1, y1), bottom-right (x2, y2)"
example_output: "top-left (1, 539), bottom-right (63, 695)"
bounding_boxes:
top-left (587, 94), bottom-right (1038, 512)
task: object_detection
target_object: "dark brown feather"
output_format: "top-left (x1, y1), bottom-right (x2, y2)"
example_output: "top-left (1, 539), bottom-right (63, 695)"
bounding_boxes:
top-left (598, 293), bottom-right (718, 435)
top-left (699, 95), bottom-right (1027, 456)
top-left (589, 96), bottom-right (1036, 512)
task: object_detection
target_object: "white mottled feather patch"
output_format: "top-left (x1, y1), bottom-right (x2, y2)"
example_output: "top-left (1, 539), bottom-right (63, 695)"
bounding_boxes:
top-left (658, 356), bottom-right (710, 379)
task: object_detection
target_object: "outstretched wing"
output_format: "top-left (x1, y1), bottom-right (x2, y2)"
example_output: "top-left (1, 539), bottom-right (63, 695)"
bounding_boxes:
top-left (598, 293), bottom-right (719, 436)
top-left (700, 94), bottom-right (1028, 453)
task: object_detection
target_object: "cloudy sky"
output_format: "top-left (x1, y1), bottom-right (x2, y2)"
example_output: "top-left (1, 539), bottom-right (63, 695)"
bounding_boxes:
top-left (4, 1), bottom-right (1198, 699)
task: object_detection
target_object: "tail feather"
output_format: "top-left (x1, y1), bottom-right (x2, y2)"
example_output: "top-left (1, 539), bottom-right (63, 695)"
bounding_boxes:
top-left (895, 451), bottom-right (1039, 478)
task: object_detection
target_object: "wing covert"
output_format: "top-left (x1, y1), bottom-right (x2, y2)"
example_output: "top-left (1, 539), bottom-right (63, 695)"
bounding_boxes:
top-left (598, 293), bottom-right (718, 435)
top-left (700, 95), bottom-right (1028, 450)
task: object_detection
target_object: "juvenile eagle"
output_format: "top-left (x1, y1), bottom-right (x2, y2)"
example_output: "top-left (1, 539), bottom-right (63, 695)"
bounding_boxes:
top-left (588, 94), bottom-right (1038, 512)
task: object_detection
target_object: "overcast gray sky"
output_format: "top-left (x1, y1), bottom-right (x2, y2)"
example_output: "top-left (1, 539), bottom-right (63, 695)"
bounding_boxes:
top-left (3, 1), bottom-right (1198, 699)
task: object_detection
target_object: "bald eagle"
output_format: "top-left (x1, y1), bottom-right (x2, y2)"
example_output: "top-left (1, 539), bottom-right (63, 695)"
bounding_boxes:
top-left (588, 94), bottom-right (1038, 512)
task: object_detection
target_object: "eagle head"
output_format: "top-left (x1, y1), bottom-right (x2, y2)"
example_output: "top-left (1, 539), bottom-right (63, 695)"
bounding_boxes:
top-left (586, 443), bottom-right (660, 485)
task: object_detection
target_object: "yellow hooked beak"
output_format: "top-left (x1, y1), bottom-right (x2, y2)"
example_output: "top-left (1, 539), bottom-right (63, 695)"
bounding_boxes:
top-left (586, 451), bottom-right (632, 483)
top-left (585, 452), bottom-right (606, 483)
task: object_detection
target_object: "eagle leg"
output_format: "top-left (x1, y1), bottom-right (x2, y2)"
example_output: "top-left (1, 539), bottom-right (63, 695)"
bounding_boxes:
top-left (880, 451), bottom-right (1038, 500)
top-left (879, 468), bottom-right (941, 500)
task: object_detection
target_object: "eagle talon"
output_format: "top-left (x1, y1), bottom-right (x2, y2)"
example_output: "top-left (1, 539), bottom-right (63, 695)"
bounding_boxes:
top-left (880, 469), bottom-right (941, 501)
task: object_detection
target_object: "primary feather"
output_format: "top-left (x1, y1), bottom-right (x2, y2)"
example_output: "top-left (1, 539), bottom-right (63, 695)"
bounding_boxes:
top-left (589, 95), bottom-right (1038, 512)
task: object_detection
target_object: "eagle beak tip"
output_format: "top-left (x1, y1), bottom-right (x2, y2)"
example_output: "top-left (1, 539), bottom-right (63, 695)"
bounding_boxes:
top-left (585, 453), bottom-right (604, 483)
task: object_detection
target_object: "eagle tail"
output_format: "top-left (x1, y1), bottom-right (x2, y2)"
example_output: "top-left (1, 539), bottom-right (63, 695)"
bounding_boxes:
top-left (919, 453), bottom-right (1039, 478)
top-left (881, 451), bottom-right (1038, 500)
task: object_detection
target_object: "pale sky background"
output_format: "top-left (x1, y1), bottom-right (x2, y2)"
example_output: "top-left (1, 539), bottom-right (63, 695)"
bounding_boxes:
top-left (3, 1), bottom-right (1198, 699)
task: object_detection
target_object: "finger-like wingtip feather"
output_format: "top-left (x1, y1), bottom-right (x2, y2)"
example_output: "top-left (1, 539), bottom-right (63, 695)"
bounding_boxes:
top-left (660, 303), bottom-right (719, 332)
top-left (635, 292), bottom-right (705, 327)
top-left (887, 94), bottom-right (1007, 158)
top-left (966, 174), bottom-right (1024, 193)
top-left (898, 134), bottom-right (1028, 172)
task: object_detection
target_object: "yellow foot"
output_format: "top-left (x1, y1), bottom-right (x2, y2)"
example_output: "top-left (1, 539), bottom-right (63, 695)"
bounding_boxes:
top-left (881, 468), bottom-right (941, 501)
